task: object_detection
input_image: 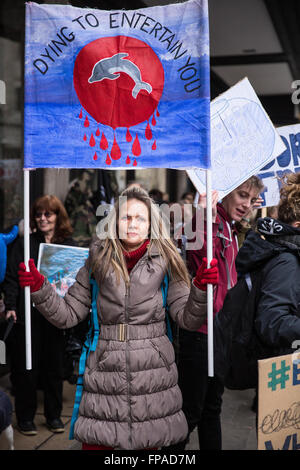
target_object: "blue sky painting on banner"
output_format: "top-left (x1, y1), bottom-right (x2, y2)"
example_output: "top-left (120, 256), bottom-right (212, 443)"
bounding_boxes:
top-left (24, 0), bottom-right (210, 169)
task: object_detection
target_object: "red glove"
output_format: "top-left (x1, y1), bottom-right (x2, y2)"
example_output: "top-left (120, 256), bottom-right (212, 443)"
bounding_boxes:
top-left (18, 259), bottom-right (45, 293)
top-left (194, 257), bottom-right (218, 291)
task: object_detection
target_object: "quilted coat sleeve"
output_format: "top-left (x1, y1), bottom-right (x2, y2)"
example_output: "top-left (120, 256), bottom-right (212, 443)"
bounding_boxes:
top-left (167, 277), bottom-right (207, 331)
top-left (31, 260), bottom-right (91, 329)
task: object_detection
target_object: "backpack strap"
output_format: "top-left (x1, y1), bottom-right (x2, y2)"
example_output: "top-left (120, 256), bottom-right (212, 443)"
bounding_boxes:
top-left (69, 271), bottom-right (99, 439)
top-left (3, 316), bottom-right (14, 342)
top-left (244, 273), bottom-right (252, 291)
top-left (89, 276), bottom-right (100, 352)
top-left (161, 272), bottom-right (172, 342)
top-left (216, 218), bottom-right (234, 290)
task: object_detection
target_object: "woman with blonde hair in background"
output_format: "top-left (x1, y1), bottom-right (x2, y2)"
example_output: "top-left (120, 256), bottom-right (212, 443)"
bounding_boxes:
top-left (17, 185), bottom-right (218, 450)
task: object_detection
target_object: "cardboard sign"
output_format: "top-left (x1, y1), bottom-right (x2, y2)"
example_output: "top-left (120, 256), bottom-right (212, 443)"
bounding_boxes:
top-left (187, 77), bottom-right (285, 199)
top-left (257, 123), bottom-right (300, 208)
top-left (258, 352), bottom-right (300, 450)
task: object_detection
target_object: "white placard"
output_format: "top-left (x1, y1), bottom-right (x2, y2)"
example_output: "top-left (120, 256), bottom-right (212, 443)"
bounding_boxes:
top-left (187, 78), bottom-right (286, 199)
top-left (257, 123), bottom-right (300, 208)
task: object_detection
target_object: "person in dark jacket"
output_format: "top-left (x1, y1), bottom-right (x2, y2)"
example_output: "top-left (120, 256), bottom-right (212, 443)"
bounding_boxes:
top-left (1, 195), bottom-right (75, 436)
top-left (172, 176), bottom-right (264, 450)
top-left (236, 172), bottom-right (300, 358)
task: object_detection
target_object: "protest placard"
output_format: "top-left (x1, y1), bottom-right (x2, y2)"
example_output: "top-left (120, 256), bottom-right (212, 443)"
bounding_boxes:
top-left (24, 0), bottom-right (210, 170)
top-left (258, 352), bottom-right (300, 450)
top-left (23, 0), bottom-right (214, 371)
top-left (37, 244), bottom-right (89, 297)
top-left (257, 123), bottom-right (300, 207)
top-left (187, 77), bottom-right (285, 199)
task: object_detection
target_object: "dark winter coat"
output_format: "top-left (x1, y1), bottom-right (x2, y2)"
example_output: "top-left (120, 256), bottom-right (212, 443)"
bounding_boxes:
top-left (236, 217), bottom-right (300, 355)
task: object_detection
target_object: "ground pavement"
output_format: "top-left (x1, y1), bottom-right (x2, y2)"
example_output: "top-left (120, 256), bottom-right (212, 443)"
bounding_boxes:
top-left (0, 371), bottom-right (257, 451)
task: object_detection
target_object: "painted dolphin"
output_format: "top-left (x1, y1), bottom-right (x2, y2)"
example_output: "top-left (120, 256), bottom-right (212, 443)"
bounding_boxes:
top-left (0, 225), bottom-right (18, 283)
top-left (88, 52), bottom-right (152, 99)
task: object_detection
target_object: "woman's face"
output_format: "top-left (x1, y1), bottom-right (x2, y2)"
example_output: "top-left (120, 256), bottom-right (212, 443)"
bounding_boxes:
top-left (35, 208), bottom-right (57, 236)
top-left (118, 198), bottom-right (150, 251)
top-left (222, 183), bottom-right (260, 222)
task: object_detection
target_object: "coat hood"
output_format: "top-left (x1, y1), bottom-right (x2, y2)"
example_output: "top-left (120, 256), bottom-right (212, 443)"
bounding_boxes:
top-left (236, 217), bottom-right (300, 275)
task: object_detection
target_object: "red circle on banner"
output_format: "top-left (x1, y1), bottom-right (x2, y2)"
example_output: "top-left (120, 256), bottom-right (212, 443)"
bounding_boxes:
top-left (73, 36), bottom-right (164, 129)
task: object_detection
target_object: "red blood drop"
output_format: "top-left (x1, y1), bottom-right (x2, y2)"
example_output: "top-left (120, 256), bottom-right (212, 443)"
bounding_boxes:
top-left (133, 159), bottom-right (137, 166)
top-left (132, 134), bottom-right (141, 157)
top-left (84, 116), bottom-right (89, 127)
top-left (126, 155), bottom-right (131, 164)
top-left (83, 134), bottom-right (87, 141)
top-left (79, 109), bottom-right (83, 119)
top-left (151, 114), bottom-right (156, 126)
top-left (100, 132), bottom-right (108, 150)
top-left (93, 152), bottom-right (98, 160)
top-left (110, 134), bottom-right (121, 160)
top-left (89, 133), bottom-right (96, 147)
top-left (96, 127), bottom-right (100, 136)
top-left (152, 139), bottom-right (156, 150)
top-left (145, 122), bottom-right (152, 141)
top-left (126, 128), bottom-right (132, 142)
top-left (106, 153), bottom-right (112, 165)
top-left (156, 109), bottom-right (160, 117)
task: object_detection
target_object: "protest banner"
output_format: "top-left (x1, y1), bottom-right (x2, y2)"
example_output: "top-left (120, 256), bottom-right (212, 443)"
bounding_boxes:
top-left (24, 0), bottom-right (214, 373)
top-left (0, 159), bottom-right (23, 229)
top-left (257, 123), bottom-right (300, 207)
top-left (187, 77), bottom-right (286, 198)
top-left (258, 352), bottom-right (300, 450)
top-left (37, 244), bottom-right (89, 298)
top-left (24, 0), bottom-right (210, 170)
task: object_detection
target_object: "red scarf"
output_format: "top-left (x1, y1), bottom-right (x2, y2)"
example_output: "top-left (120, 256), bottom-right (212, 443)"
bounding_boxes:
top-left (122, 240), bottom-right (150, 273)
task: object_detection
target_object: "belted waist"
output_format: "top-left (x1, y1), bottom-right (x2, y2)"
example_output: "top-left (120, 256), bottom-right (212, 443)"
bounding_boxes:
top-left (99, 321), bottom-right (166, 341)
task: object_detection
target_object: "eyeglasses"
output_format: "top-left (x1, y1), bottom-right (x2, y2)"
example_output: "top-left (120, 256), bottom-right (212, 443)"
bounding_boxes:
top-left (35, 211), bottom-right (55, 219)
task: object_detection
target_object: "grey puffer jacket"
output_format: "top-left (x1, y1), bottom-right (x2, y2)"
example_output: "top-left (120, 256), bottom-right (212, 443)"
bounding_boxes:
top-left (31, 240), bottom-right (208, 449)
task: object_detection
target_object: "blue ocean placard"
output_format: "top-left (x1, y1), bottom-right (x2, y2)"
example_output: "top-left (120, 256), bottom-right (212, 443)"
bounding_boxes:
top-left (24, 0), bottom-right (210, 170)
top-left (37, 243), bottom-right (89, 297)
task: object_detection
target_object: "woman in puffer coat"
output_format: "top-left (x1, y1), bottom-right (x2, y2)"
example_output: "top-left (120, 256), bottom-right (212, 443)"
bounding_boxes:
top-left (17, 186), bottom-right (218, 450)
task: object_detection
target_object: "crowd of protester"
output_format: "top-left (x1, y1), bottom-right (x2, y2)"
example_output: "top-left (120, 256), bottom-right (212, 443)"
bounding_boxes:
top-left (0, 171), bottom-right (299, 450)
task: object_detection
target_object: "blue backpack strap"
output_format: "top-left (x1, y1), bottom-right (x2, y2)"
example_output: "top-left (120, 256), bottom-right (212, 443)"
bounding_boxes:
top-left (69, 271), bottom-right (99, 439)
top-left (161, 272), bottom-right (172, 342)
top-left (90, 277), bottom-right (100, 352)
top-left (69, 338), bottom-right (89, 439)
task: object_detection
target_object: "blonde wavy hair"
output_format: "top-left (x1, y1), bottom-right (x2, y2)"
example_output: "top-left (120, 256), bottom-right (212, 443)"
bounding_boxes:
top-left (278, 172), bottom-right (300, 224)
top-left (92, 185), bottom-right (190, 286)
